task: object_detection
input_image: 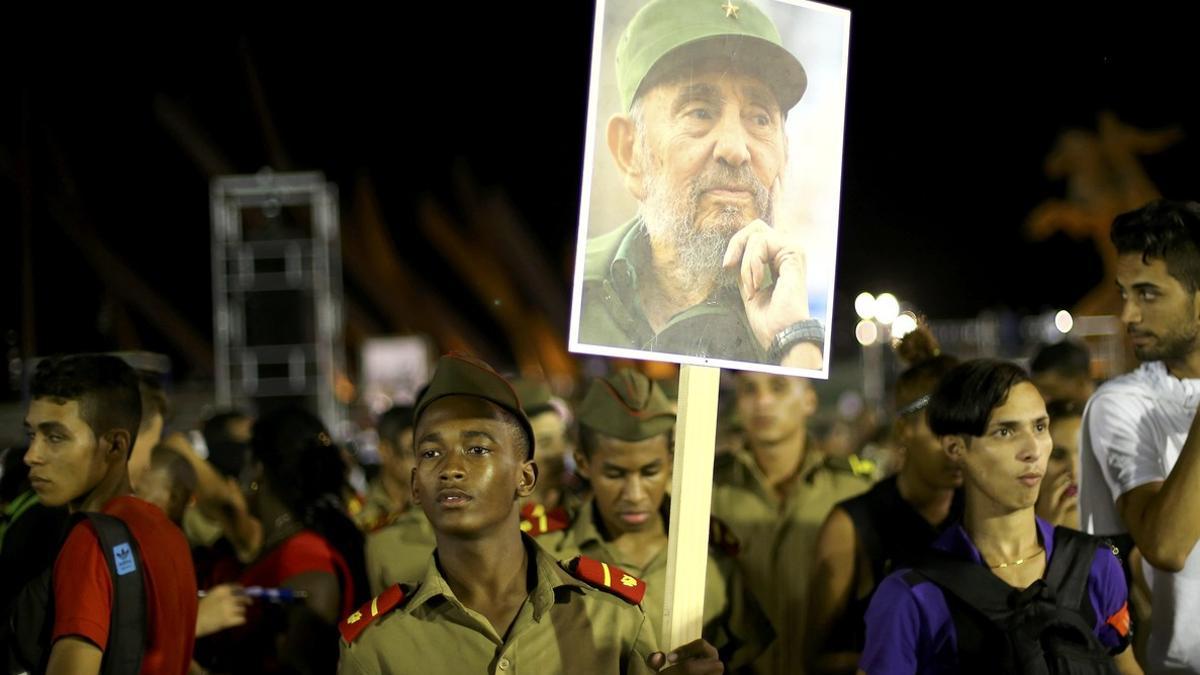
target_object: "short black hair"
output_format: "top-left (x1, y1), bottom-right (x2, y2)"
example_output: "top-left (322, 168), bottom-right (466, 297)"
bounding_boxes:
top-left (928, 360), bottom-right (1031, 438)
top-left (376, 405), bottom-right (414, 449)
top-left (30, 355), bottom-right (142, 450)
top-left (1030, 341), bottom-right (1091, 379)
top-left (1110, 199), bottom-right (1200, 292)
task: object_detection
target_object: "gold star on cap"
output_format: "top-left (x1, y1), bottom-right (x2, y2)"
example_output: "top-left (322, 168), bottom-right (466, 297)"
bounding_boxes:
top-left (721, 0), bottom-right (740, 18)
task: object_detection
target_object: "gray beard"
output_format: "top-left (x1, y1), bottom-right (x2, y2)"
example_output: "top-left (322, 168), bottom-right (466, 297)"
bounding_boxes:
top-left (640, 163), bottom-right (773, 291)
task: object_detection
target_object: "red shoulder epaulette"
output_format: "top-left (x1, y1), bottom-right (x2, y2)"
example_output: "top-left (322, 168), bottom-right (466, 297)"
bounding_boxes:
top-left (519, 503), bottom-right (570, 536)
top-left (566, 555), bottom-right (646, 605)
top-left (339, 583), bottom-right (407, 643)
top-left (709, 516), bottom-right (741, 557)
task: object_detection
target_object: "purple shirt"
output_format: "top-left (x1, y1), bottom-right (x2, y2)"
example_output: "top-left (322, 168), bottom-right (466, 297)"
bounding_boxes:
top-left (859, 517), bottom-right (1129, 675)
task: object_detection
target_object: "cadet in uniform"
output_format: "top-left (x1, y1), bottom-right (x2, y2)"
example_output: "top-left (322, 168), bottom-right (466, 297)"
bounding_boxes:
top-left (711, 373), bottom-right (873, 674)
top-left (355, 405), bottom-right (416, 532)
top-left (361, 404), bottom-right (439, 594)
top-left (533, 369), bottom-right (772, 671)
top-left (511, 377), bottom-right (583, 514)
top-left (338, 354), bottom-right (723, 675)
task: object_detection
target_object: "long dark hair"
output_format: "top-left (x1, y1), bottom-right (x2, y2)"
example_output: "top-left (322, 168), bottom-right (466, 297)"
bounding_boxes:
top-left (250, 407), bottom-right (369, 609)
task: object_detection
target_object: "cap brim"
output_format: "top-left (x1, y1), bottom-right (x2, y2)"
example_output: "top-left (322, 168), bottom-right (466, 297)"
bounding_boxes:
top-left (638, 35), bottom-right (807, 113)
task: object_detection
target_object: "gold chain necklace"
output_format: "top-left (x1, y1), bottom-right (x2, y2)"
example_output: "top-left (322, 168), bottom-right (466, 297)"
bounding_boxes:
top-left (987, 546), bottom-right (1044, 569)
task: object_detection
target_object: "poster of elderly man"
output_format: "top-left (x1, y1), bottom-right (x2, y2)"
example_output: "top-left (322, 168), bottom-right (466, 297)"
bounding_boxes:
top-left (570, 0), bottom-right (850, 377)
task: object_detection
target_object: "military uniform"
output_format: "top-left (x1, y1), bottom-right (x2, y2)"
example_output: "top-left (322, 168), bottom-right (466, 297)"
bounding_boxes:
top-left (533, 499), bottom-right (773, 671)
top-left (711, 447), bottom-right (873, 675)
top-left (363, 507), bottom-right (437, 596)
top-left (578, 217), bottom-right (770, 363)
top-left (339, 535), bottom-right (660, 674)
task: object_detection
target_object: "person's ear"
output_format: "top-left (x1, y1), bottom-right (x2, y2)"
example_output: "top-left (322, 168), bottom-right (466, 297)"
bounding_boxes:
top-left (104, 429), bottom-right (132, 460)
top-left (573, 450), bottom-right (591, 481)
top-left (517, 461), bottom-right (538, 499)
top-left (942, 435), bottom-right (966, 458)
top-left (410, 466), bottom-right (421, 507)
top-left (607, 113), bottom-right (646, 201)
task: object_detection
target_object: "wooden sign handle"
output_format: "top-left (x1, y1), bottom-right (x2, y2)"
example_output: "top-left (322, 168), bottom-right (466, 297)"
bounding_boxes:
top-left (661, 364), bottom-right (720, 650)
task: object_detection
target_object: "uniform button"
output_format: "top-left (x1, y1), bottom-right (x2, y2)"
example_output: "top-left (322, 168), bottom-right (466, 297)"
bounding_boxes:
top-left (498, 658), bottom-right (511, 671)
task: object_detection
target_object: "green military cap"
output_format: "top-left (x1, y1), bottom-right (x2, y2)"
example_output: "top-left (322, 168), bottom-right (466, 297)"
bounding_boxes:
top-left (577, 369), bottom-right (675, 441)
top-left (511, 378), bottom-right (556, 418)
top-left (414, 354), bottom-right (535, 458)
top-left (615, 0), bottom-right (807, 112)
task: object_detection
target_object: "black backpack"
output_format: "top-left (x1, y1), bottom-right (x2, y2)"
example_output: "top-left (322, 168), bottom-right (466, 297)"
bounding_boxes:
top-left (3, 512), bottom-right (146, 675)
top-left (906, 526), bottom-right (1123, 675)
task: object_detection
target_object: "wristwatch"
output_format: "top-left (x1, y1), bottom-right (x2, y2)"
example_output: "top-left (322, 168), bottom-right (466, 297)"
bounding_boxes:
top-left (768, 318), bottom-right (825, 364)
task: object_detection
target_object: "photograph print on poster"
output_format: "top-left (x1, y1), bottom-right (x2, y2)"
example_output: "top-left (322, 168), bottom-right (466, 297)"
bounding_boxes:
top-left (570, 0), bottom-right (850, 378)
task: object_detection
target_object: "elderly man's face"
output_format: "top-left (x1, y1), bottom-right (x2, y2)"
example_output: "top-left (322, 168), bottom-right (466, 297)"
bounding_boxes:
top-left (622, 69), bottom-right (787, 278)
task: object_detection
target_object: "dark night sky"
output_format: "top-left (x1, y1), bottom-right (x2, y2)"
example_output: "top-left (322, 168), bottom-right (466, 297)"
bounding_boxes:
top-left (3, 2), bottom-right (1197, 383)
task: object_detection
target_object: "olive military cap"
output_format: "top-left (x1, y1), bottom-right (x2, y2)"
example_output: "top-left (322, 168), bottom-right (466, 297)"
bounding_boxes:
top-left (577, 369), bottom-right (675, 441)
top-left (414, 354), bottom-right (536, 458)
top-left (511, 378), bottom-right (557, 418)
top-left (615, 0), bottom-right (807, 111)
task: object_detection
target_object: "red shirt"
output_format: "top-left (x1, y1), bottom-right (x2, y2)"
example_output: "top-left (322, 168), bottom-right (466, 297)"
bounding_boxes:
top-left (238, 530), bottom-right (355, 619)
top-left (52, 496), bottom-right (198, 675)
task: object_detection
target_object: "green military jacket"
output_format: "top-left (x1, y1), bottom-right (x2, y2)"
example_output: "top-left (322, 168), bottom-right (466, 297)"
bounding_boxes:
top-left (535, 498), bottom-right (773, 672)
top-left (711, 448), bottom-right (873, 675)
top-left (339, 535), bottom-right (660, 675)
top-left (579, 217), bottom-right (770, 363)
top-left (364, 507), bottom-right (437, 596)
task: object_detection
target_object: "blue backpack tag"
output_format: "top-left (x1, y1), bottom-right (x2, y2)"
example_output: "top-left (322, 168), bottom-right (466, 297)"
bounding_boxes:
top-left (113, 543), bottom-right (137, 576)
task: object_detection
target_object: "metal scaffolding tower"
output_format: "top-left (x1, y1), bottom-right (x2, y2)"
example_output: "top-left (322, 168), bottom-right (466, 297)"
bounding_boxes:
top-left (210, 171), bottom-right (344, 432)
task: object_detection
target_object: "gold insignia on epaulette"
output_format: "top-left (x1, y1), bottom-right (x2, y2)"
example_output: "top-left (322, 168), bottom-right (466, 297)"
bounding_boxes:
top-left (347, 611), bottom-right (362, 624)
top-left (621, 574), bottom-right (638, 587)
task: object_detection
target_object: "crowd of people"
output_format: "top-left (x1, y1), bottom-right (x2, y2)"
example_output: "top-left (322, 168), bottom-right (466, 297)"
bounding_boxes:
top-left (2, 0), bottom-right (1198, 665)
top-left (3, 198), bottom-right (1200, 675)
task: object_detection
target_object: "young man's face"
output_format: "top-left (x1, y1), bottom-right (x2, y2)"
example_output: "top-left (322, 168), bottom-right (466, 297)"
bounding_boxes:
top-left (956, 382), bottom-right (1052, 512)
top-left (411, 396), bottom-right (535, 537)
top-left (577, 433), bottom-right (671, 538)
top-left (24, 398), bottom-right (110, 508)
top-left (1117, 253), bottom-right (1200, 363)
top-left (735, 373), bottom-right (815, 446)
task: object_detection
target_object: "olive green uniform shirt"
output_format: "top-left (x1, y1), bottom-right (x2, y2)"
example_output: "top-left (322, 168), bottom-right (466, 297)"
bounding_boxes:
top-left (339, 536), bottom-right (660, 675)
top-left (711, 448), bottom-right (873, 675)
top-left (364, 508), bottom-right (437, 596)
top-left (579, 218), bottom-right (770, 363)
top-left (535, 499), bottom-right (773, 671)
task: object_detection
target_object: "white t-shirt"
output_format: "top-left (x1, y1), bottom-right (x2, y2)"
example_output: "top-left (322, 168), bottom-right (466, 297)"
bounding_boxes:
top-left (1080, 360), bottom-right (1200, 673)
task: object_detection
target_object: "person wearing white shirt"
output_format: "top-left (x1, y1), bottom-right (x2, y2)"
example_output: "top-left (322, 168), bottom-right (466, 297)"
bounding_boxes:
top-left (1080, 199), bottom-right (1200, 673)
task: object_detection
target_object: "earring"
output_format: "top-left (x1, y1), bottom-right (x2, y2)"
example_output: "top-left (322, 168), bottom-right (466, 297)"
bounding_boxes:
top-left (250, 481), bottom-right (259, 492)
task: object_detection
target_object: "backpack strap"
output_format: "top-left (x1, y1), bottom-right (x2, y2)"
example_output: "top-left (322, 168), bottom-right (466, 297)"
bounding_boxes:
top-left (840, 496), bottom-right (885, 585)
top-left (83, 512), bottom-right (146, 675)
top-left (913, 550), bottom-right (1018, 616)
top-left (1044, 526), bottom-right (1099, 629)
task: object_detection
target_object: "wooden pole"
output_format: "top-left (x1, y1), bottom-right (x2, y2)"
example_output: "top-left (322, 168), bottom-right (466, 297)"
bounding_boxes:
top-left (661, 364), bottom-right (720, 650)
